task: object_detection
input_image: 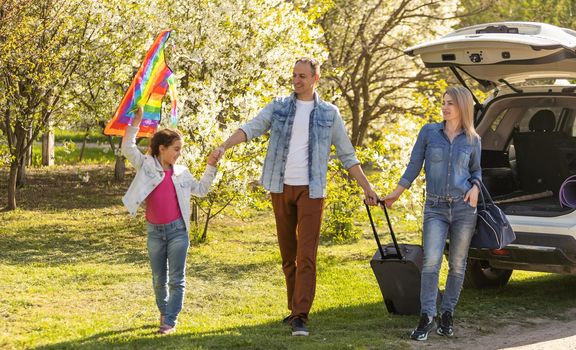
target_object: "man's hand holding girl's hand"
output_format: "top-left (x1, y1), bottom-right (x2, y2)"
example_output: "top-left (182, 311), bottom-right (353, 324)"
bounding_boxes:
top-left (207, 149), bottom-right (221, 166)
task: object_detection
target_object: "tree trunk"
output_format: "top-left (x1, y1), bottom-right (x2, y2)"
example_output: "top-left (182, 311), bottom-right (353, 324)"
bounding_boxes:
top-left (11, 120), bottom-right (27, 196)
top-left (200, 207), bottom-right (212, 242)
top-left (42, 129), bottom-right (55, 166)
top-left (5, 160), bottom-right (19, 211)
top-left (78, 126), bottom-right (90, 162)
top-left (191, 202), bottom-right (198, 226)
top-left (114, 155), bottom-right (126, 181)
top-left (107, 135), bottom-right (116, 152)
top-left (26, 137), bottom-right (32, 166)
top-left (17, 151), bottom-right (27, 188)
top-left (114, 138), bottom-right (125, 181)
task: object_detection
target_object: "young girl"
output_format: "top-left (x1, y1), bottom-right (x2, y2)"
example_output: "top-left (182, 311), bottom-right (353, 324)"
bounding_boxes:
top-left (383, 86), bottom-right (481, 341)
top-left (122, 108), bottom-right (219, 334)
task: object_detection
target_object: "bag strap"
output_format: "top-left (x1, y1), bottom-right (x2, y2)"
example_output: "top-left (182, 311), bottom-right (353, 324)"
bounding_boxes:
top-left (477, 180), bottom-right (494, 207)
top-left (365, 200), bottom-right (404, 260)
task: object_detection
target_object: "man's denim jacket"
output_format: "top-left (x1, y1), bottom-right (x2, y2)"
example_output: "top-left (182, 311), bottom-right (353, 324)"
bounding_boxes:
top-left (240, 92), bottom-right (359, 198)
top-left (399, 122), bottom-right (482, 198)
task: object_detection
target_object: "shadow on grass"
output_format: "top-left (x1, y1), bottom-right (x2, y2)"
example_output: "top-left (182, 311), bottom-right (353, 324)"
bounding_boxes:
top-left (459, 272), bottom-right (576, 319)
top-left (33, 274), bottom-right (576, 350)
top-left (0, 165), bottom-right (132, 210)
top-left (33, 302), bottom-right (413, 350)
top-left (0, 223), bottom-right (150, 265)
top-left (0, 165), bottom-right (148, 265)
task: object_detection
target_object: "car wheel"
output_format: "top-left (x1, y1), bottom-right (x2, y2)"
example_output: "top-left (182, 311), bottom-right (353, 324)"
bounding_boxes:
top-left (463, 259), bottom-right (512, 289)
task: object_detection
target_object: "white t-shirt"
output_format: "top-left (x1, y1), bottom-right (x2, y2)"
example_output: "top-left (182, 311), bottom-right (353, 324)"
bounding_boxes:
top-left (284, 99), bottom-right (314, 185)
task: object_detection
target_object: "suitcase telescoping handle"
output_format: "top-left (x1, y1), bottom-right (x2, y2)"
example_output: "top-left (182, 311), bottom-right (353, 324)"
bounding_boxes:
top-left (364, 200), bottom-right (404, 261)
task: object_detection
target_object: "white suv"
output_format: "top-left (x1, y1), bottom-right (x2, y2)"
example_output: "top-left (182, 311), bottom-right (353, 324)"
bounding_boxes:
top-left (406, 22), bottom-right (576, 288)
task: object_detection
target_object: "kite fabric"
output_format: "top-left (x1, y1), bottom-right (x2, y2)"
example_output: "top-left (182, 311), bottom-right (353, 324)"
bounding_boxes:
top-left (104, 29), bottom-right (177, 138)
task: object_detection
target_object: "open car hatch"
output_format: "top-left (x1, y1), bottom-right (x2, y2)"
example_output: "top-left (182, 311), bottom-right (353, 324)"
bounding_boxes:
top-left (405, 22), bottom-right (576, 91)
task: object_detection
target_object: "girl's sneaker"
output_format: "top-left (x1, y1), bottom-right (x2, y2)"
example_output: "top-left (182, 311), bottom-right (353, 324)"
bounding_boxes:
top-left (158, 324), bottom-right (176, 335)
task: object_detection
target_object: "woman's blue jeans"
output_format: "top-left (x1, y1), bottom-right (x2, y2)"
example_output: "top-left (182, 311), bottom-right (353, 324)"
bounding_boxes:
top-left (420, 195), bottom-right (477, 317)
top-left (146, 218), bottom-right (189, 327)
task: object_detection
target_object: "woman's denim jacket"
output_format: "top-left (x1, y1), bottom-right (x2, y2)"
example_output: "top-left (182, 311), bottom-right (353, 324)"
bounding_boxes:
top-left (399, 122), bottom-right (482, 198)
top-left (121, 126), bottom-right (217, 232)
top-left (240, 92), bottom-right (359, 198)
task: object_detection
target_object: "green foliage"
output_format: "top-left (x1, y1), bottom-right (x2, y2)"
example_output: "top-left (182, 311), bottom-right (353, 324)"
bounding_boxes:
top-left (459, 0), bottom-right (576, 29)
top-left (160, 0), bottom-right (326, 241)
top-left (321, 159), bottom-right (363, 242)
top-left (0, 143), bottom-right (10, 168)
top-left (66, 0), bottom-right (158, 134)
top-left (0, 0), bottom-right (155, 208)
top-left (318, 0), bottom-right (460, 146)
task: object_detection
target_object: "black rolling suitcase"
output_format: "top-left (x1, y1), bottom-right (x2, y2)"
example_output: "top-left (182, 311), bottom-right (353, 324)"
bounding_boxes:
top-left (365, 201), bottom-right (423, 315)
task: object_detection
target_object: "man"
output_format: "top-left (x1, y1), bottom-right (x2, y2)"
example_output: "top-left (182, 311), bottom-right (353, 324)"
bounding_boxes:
top-left (214, 57), bottom-right (378, 336)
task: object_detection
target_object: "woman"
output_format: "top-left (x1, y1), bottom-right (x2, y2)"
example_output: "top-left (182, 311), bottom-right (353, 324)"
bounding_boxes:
top-left (383, 86), bottom-right (481, 341)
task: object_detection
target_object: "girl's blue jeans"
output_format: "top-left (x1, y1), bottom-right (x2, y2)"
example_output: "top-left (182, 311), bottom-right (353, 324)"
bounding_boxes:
top-left (146, 217), bottom-right (189, 327)
top-left (420, 195), bottom-right (477, 317)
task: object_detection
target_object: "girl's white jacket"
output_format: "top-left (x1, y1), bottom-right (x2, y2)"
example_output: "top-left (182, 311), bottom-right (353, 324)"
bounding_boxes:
top-left (121, 126), bottom-right (217, 233)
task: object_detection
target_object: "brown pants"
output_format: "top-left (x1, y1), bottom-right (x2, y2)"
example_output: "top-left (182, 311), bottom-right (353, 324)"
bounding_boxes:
top-left (271, 185), bottom-right (324, 322)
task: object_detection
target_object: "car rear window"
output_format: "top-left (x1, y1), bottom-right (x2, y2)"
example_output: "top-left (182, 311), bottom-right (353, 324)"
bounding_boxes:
top-left (490, 109), bottom-right (508, 131)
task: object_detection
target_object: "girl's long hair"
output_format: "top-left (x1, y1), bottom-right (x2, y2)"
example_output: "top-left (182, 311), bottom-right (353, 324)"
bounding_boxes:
top-left (445, 86), bottom-right (479, 143)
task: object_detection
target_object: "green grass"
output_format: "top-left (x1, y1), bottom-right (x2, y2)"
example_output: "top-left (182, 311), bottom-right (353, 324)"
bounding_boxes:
top-left (54, 129), bottom-right (110, 144)
top-left (31, 144), bottom-right (116, 166)
top-left (0, 165), bottom-right (575, 349)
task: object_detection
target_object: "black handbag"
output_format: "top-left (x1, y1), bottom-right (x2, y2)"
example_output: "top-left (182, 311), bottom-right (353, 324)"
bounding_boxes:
top-left (470, 181), bottom-right (516, 249)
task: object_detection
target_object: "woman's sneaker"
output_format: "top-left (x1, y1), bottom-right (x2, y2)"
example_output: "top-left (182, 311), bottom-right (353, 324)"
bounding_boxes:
top-left (410, 313), bottom-right (435, 341)
top-left (436, 311), bottom-right (454, 337)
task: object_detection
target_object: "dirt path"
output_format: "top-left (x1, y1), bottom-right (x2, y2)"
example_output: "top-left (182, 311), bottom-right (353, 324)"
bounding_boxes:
top-left (410, 309), bottom-right (576, 350)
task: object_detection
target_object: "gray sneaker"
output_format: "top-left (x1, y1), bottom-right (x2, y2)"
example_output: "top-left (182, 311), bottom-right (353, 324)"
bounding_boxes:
top-left (410, 313), bottom-right (435, 341)
top-left (291, 318), bottom-right (309, 336)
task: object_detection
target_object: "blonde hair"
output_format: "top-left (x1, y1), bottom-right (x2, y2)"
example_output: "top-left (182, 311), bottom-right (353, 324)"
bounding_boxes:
top-left (444, 86), bottom-right (479, 143)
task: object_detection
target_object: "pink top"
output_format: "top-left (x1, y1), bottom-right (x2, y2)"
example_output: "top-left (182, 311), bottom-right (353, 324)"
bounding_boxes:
top-left (145, 169), bottom-right (183, 224)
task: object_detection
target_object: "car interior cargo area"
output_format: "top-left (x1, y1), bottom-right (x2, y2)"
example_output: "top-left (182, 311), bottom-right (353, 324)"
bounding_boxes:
top-left (477, 94), bottom-right (576, 217)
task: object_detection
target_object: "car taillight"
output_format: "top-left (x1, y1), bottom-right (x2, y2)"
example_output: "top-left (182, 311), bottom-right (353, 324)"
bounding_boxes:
top-left (490, 249), bottom-right (510, 256)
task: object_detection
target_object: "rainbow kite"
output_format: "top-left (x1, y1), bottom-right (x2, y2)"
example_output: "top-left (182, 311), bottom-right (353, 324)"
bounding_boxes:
top-left (104, 29), bottom-right (177, 138)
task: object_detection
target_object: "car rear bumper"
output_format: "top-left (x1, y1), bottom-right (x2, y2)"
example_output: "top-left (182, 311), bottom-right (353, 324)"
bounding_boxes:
top-left (467, 232), bottom-right (576, 274)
